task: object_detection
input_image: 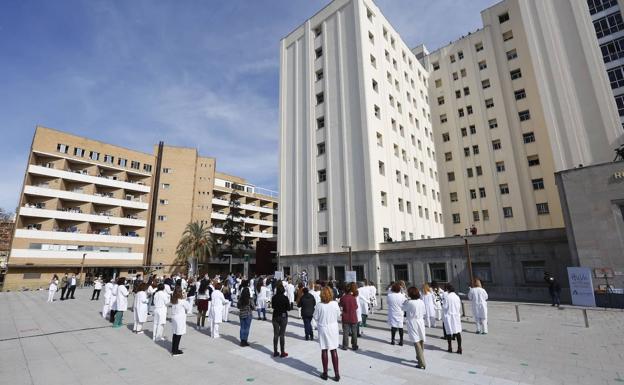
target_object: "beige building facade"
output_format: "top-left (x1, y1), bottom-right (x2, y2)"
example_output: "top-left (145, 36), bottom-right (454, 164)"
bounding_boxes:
top-left (423, 0), bottom-right (623, 236)
top-left (4, 126), bottom-right (278, 290)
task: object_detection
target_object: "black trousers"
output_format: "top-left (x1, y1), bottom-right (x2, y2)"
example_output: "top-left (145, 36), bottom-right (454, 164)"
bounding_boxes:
top-left (67, 285), bottom-right (76, 299)
top-left (61, 286), bottom-right (68, 299)
top-left (172, 334), bottom-right (182, 353)
top-left (91, 289), bottom-right (101, 300)
top-left (109, 310), bottom-right (117, 323)
top-left (272, 315), bottom-right (288, 353)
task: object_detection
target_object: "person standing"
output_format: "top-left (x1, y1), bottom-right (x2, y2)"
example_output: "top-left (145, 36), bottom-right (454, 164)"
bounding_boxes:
top-left (339, 283), bottom-right (358, 350)
top-left (256, 280), bottom-right (269, 321)
top-left (357, 282), bottom-right (370, 328)
top-left (109, 279), bottom-right (119, 323)
top-left (186, 278), bottom-right (196, 315)
top-left (421, 283), bottom-right (436, 328)
top-left (222, 281), bottom-right (232, 322)
top-left (102, 279), bottom-right (114, 319)
top-left (195, 280), bottom-right (210, 330)
top-left (171, 286), bottom-right (192, 356)
top-left (431, 281), bottom-right (444, 322)
top-left (443, 285), bottom-right (463, 354)
top-left (133, 283), bottom-right (149, 334)
top-left (209, 282), bottom-right (227, 338)
top-left (403, 287), bottom-right (427, 369)
top-left (387, 282), bottom-right (406, 346)
top-left (237, 282), bottom-right (254, 346)
top-left (468, 279), bottom-right (489, 334)
top-left (152, 283), bottom-right (170, 341)
top-left (91, 276), bottom-right (103, 300)
top-left (313, 287), bottom-right (341, 381)
top-left (113, 278), bottom-right (129, 328)
top-left (544, 273), bottom-right (561, 307)
top-left (67, 274), bottom-right (78, 299)
top-left (369, 281), bottom-right (378, 314)
top-left (60, 273), bottom-right (69, 300)
top-left (271, 283), bottom-right (290, 358)
top-left (297, 287), bottom-right (316, 341)
top-left (47, 275), bottom-right (59, 302)
top-left (286, 279), bottom-right (296, 310)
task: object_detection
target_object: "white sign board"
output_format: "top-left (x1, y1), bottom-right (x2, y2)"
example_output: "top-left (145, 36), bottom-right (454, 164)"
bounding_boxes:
top-left (345, 270), bottom-right (357, 283)
top-left (274, 271), bottom-right (283, 280)
top-left (567, 267), bottom-right (596, 307)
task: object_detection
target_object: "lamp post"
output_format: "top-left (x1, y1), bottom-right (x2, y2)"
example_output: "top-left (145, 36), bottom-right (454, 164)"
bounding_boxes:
top-left (341, 245), bottom-right (352, 270)
top-left (79, 253), bottom-right (86, 288)
top-left (463, 236), bottom-right (474, 286)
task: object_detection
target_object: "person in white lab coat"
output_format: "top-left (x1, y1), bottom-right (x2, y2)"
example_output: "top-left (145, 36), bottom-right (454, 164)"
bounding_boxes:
top-left (47, 275), bottom-right (59, 303)
top-left (403, 287), bottom-right (427, 369)
top-left (358, 282), bottom-right (370, 327)
top-left (210, 282), bottom-right (228, 338)
top-left (443, 284), bottom-right (463, 354)
top-left (152, 283), bottom-right (170, 341)
top-left (286, 280), bottom-right (296, 311)
top-left (368, 281), bottom-right (378, 314)
top-left (170, 286), bottom-right (191, 356)
top-left (91, 276), bottom-right (103, 301)
top-left (255, 280), bottom-right (269, 321)
top-left (421, 283), bottom-right (436, 328)
top-left (313, 287), bottom-right (341, 382)
top-left (468, 279), bottom-right (488, 334)
top-left (113, 278), bottom-right (129, 328)
top-left (102, 279), bottom-right (114, 319)
top-left (432, 281), bottom-right (444, 322)
top-left (133, 283), bottom-right (149, 334)
top-left (387, 282), bottom-right (407, 345)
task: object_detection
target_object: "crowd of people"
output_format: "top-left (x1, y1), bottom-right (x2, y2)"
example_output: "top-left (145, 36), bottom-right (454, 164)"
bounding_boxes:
top-left (47, 271), bottom-right (490, 381)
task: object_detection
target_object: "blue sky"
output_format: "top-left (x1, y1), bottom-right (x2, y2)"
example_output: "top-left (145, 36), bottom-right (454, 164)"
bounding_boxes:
top-left (0, 0), bottom-right (497, 212)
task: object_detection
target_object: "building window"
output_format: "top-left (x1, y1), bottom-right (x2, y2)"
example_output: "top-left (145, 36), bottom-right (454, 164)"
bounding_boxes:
top-left (162, 183), bottom-right (170, 189)
top-left (314, 25), bottom-right (322, 37)
top-left (515, 89), bottom-right (527, 100)
top-left (506, 49), bottom-right (518, 60)
top-left (522, 261), bottom-right (545, 283)
top-left (157, 215), bottom-right (167, 221)
top-left (500, 184), bottom-right (510, 194)
top-left (162, 167), bottom-right (173, 173)
top-left (528, 155), bottom-right (540, 166)
top-left (482, 209), bottom-right (489, 220)
top-left (381, 191), bottom-right (387, 206)
top-left (74, 147), bottom-right (85, 157)
top-left (452, 213), bottom-right (461, 224)
top-left (475, 42), bottom-right (483, 52)
top-left (472, 263), bottom-right (493, 283)
top-left (476, 166), bottom-right (483, 176)
top-left (503, 206), bottom-right (514, 218)
top-left (588, 0), bottom-right (618, 15)
top-left (458, 50), bottom-right (464, 60)
top-left (616, 94), bottom-right (624, 116)
top-left (464, 147), bottom-right (470, 157)
top-left (458, 108), bottom-right (465, 117)
top-left (317, 117), bottom-right (325, 129)
top-left (479, 187), bottom-right (486, 198)
top-left (455, 90), bottom-right (461, 98)
top-left (89, 151), bottom-right (100, 161)
top-left (519, 110), bottom-right (531, 121)
top-left (502, 30), bottom-right (514, 41)
top-left (492, 139), bottom-right (502, 150)
top-left (317, 142), bottom-right (326, 156)
top-left (438, 96), bottom-right (445, 105)
top-left (117, 158), bottom-right (127, 167)
top-left (532, 178), bottom-right (545, 190)
top-left (510, 69), bottom-right (522, 80)
top-left (376, 132), bottom-right (383, 146)
top-left (464, 87), bottom-right (471, 96)
top-left (461, 68), bottom-right (467, 77)
top-left (450, 54), bottom-right (456, 63)
top-left (523, 132), bottom-right (535, 143)
top-left (485, 98), bottom-right (494, 108)
top-left (435, 79), bottom-right (442, 88)
top-left (374, 105), bottom-right (381, 118)
top-left (398, 198), bottom-right (404, 212)
top-left (470, 189), bottom-right (477, 199)
top-left (601, 37), bottom-right (624, 63)
top-left (496, 161), bottom-right (506, 173)
top-left (429, 263), bottom-right (448, 282)
top-left (396, 170), bottom-right (401, 183)
top-left (316, 92), bottom-right (324, 105)
top-left (447, 172), bottom-right (455, 181)
top-left (499, 12), bottom-right (510, 23)
top-left (478, 60), bottom-right (487, 70)
top-left (394, 264), bottom-right (409, 281)
top-left (318, 198), bottom-right (327, 212)
top-left (472, 144), bottom-right (480, 155)
top-left (445, 152), bottom-right (453, 161)
top-left (607, 65), bottom-right (624, 89)
top-left (368, 31), bottom-right (374, 44)
top-left (57, 143), bottom-right (69, 154)
top-left (316, 69), bottom-right (324, 81)
top-left (318, 169), bottom-right (327, 183)
top-left (469, 125), bottom-right (476, 135)
top-left (156, 232), bottom-right (165, 238)
top-left (453, 72), bottom-right (459, 81)
top-left (143, 164), bottom-right (152, 172)
top-left (130, 161), bottom-right (140, 170)
top-left (315, 47), bottom-right (323, 59)
top-left (370, 54), bottom-right (377, 68)
top-left (319, 232), bottom-right (328, 246)
top-left (488, 119), bottom-right (498, 129)
top-left (450, 192), bottom-right (458, 202)
top-left (473, 210), bottom-right (480, 222)
top-left (159, 199), bottom-right (168, 205)
top-left (482, 79), bottom-right (491, 89)
top-left (406, 201), bottom-right (412, 213)
top-left (594, 12), bottom-right (624, 39)
top-left (442, 132), bottom-right (450, 142)
top-left (372, 79), bottom-right (378, 92)
top-left (440, 114), bottom-right (448, 123)
top-left (432, 61), bottom-right (440, 70)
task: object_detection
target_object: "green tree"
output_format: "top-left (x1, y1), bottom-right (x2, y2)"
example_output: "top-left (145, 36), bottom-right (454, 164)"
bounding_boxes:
top-left (176, 221), bottom-right (217, 276)
top-left (221, 189), bottom-right (250, 261)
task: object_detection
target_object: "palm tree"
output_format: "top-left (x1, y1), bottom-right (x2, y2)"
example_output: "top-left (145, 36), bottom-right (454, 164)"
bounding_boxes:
top-left (176, 222), bottom-right (217, 276)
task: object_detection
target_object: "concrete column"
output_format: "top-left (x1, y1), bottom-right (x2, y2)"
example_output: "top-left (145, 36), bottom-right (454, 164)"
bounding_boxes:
top-left (373, 251), bottom-right (381, 290)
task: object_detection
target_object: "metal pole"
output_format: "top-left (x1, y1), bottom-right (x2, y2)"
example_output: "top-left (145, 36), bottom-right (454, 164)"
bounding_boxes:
top-left (465, 238), bottom-right (474, 286)
top-left (515, 304), bottom-right (520, 322)
top-left (79, 253), bottom-right (86, 288)
top-left (582, 309), bottom-right (589, 328)
top-left (229, 254), bottom-right (232, 274)
top-left (348, 246), bottom-right (352, 271)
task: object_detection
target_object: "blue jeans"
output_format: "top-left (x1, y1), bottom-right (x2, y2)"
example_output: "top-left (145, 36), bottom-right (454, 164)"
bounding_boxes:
top-left (302, 316), bottom-right (313, 337)
top-left (240, 316), bottom-right (252, 342)
top-left (551, 291), bottom-right (561, 306)
top-left (257, 308), bottom-right (266, 319)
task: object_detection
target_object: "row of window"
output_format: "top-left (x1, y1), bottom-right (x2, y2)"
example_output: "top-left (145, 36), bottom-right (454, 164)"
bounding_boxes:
top-left (452, 202), bottom-right (550, 224)
top-left (56, 143), bottom-right (152, 172)
top-left (593, 11), bottom-right (624, 39)
top-left (449, 177), bottom-right (545, 203)
top-left (587, 0), bottom-right (618, 16)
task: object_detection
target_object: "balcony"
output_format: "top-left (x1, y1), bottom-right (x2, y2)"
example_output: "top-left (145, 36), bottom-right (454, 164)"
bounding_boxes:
top-left (19, 207), bottom-right (147, 227)
top-left (9, 248), bottom-right (143, 261)
top-left (209, 212), bottom-right (276, 227)
top-left (13, 229), bottom-right (145, 244)
top-left (24, 185), bottom-right (149, 210)
top-left (211, 198), bottom-right (277, 214)
top-left (209, 227), bottom-right (274, 239)
top-left (28, 164), bottom-right (150, 193)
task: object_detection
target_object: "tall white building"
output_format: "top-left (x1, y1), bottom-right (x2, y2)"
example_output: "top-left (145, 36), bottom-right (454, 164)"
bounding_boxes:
top-left (423, 0), bottom-right (623, 235)
top-left (279, 0), bottom-right (444, 258)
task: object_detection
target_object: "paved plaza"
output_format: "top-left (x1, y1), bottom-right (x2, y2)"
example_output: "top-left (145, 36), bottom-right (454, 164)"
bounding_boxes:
top-left (1, 288), bottom-right (623, 385)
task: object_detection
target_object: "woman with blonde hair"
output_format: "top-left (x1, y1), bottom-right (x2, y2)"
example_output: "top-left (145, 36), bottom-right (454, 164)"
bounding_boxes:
top-left (468, 279), bottom-right (488, 334)
top-left (421, 283), bottom-right (436, 327)
top-left (313, 287), bottom-right (341, 381)
top-left (170, 286), bottom-right (191, 356)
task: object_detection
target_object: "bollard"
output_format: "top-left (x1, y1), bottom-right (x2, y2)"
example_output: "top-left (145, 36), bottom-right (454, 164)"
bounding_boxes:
top-left (515, 304), bottom-right (520, 322)
top-left (583, 309), bottom-right (589, 328)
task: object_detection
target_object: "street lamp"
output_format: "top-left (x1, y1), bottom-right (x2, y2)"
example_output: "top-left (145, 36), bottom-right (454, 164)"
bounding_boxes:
top-left (462, 235), bottom-right (474, 286)
top-left (341, 245), bottom-right (352, 271)
top-left (79, 253), bottom-right (86, 287)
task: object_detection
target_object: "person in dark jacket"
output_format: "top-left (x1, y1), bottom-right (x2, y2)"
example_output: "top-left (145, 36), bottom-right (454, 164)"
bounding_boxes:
top-left (339, 282), bottom-right (359, 350)
top-left (271, 283), bottom-right (290, 357)
top-left (544, 273), bottom-right (561, 307)
top-left (298, 287), bottom-right (317, 340)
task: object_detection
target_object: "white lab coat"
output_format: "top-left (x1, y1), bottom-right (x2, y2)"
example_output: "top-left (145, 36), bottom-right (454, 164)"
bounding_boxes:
top-left (443, 292), bottom-right (462, 335)
top-left (422, 292), bottom-right (436, 321)
top-left (102, 282), bottom-right (114, 318)
top-left (171, 301), bottom-right (192, 335)
top-left (49, 279), bottom-right (58, 292)
top-left (311, 290), bottom-right (321, 305)
top-left (110, 284), bottom-right (118, 311)
top-left (286, 283), bottom-right (295, 304)
top-left (313, 301), bottom-right (341, 350)
top-left (358, 288), bottom-right (370, 316)
top-left (402, 299), bottom-right (426, 343)
top-left (94, 279), bottom-right (103, 290)
top-left (133, 291), bottom-right (149, 323)
top-left (210, 290), bottom-right (227, 324)
top-left (387, 292), bottom-right (406, 328)
top-left (468, 287), bottom-right (488, 320)
top-left (152, 290), bottom-right (170, 325)
top-left (115, 285), bottom-right (129, 311)
top-left (256, 286), bottom-right (269, 309)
